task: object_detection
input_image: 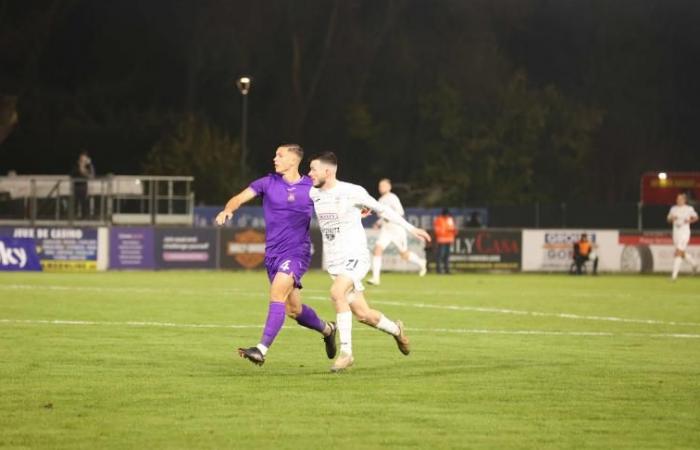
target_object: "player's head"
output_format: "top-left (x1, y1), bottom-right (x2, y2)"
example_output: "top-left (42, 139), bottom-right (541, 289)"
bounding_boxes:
top-left (441, 208), bottom-right (450, 216)
top-left (378, 178), bottom-right (392, 195)
top-left (580, 233), bottom-right (588, 241)
top-left (273, 144), bottom-right (303, 174)
top-left (308, 151), bottom-right (338, 188)
top-left (676, 192), bottom-right (687, 206)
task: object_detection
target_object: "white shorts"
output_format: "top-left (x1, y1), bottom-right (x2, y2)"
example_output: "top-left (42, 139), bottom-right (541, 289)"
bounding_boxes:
top-left (673, 231), bottom-right (690, 251)
top-left (327, 255), bottom-right (371, 293)
top-left (375, 225), bottom-right (408, 253)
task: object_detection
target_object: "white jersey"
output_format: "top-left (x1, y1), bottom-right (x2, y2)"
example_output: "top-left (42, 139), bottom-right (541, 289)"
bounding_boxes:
top-left (310, 181), bottom-right (415, 268)
top-left (378, 192), bottom-right (406, 233)
top-left (668, 205), bottom-right (697, 234)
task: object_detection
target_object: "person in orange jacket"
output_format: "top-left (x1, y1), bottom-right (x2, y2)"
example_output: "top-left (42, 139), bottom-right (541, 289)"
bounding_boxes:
top-left (572, 233), bottom-right (599, 275)
top-left (433, 208), bottom-right (457, 274)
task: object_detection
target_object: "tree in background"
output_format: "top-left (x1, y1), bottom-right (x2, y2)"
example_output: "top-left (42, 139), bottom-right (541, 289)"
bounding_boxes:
top-left (143, 114), bottom-right (243, 205)
top-left (417, 71), bottom-right (602, 206)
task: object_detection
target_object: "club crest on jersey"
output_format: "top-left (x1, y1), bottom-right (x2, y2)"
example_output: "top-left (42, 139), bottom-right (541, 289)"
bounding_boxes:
top-left (287, 192), bottom-right (295, 202)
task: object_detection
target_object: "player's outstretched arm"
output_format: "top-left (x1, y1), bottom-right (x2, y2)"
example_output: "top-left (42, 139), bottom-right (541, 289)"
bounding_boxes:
top-left (410, 227), bottom-right (432, 243)
top-left (355, 188), bottom-right (431, 243)
top-left (215, 187), bottom-right (257, 226)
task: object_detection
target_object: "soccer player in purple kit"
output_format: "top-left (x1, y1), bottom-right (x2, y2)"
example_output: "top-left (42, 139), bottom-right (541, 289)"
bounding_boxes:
top-left (215, 144), bottom-right (337, 366)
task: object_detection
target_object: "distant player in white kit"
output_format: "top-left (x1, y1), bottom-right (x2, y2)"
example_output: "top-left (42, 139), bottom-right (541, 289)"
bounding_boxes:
top-left (368, 178), bottom-right (427, 286)
top-left (308, 152), bottom-right (432, 372)
top-left (667, 192), bottom-right (698, 280)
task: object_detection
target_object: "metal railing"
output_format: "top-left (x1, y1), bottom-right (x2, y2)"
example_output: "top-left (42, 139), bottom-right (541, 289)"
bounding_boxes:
top-left (0, 175), bottom-right (194, 226)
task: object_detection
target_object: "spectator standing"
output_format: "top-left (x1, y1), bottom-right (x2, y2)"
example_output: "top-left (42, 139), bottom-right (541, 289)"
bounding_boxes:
top-left (433, 208), bottom-right (457, 274)
top-left (72, 150), bottom-right (95, 219)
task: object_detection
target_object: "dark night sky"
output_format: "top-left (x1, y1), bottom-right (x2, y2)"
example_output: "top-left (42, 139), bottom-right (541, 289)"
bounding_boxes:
top-left (1, 0), bottom-right (699, 205)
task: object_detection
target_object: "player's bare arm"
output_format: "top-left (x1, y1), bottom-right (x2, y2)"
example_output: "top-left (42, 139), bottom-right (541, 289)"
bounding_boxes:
top-left (357, 192), bottom-right (431, 243)
top-left (215, 187), bottom-right (257, 226)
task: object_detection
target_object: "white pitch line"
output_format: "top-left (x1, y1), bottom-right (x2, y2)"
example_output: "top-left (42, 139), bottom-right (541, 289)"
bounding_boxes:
top-left (3, 284), bottom-right (699, 328)
top-left (1, 318), bottom-right (699, 339)
top-left (304, 296), bottom-right (700, 328)
top-left (0, 284), bottom-right (255, 295)
top-left (0, 319), bottom-right (261, 329)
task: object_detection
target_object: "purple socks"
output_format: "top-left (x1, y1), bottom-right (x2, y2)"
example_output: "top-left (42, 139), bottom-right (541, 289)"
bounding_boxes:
top-left (295, 304), bottom-right (326, 333)
top-left (260, 301), bottom-right (286, 348)
top-left (260, 302), bottom-right (327, 349)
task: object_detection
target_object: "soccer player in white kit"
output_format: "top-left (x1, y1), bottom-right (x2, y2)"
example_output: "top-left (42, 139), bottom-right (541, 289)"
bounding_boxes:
top-left (667, 192), bottom-right (698, 280)
top-left (308, 152), bottom-right (432, 372)
top-left (367, 178), bottom-right (427, 285)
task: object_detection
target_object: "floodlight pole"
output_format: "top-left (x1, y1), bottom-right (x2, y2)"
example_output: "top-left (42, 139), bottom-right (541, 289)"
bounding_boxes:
top-left (638, 175), bottom-right (643, 231)
top-left (236, 76), bottom-right (252, 181)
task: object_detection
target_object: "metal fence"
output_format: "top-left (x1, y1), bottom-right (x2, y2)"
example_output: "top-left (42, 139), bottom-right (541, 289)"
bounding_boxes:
top-left (0, 174), bottom-right (681, 230)
top-left (0, 175), bottom-right (194, 226)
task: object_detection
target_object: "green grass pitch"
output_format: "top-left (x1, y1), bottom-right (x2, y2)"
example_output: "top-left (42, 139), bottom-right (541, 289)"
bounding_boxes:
top-left (1, 271), bottom-right (699, 449)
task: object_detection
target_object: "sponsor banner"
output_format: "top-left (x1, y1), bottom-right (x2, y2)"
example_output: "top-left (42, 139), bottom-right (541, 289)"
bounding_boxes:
top-left (0, 237), bottom-right (42, 271)
top-left (522, 229), bottom-right (620, 272)
top-left (618, 231), bottom-right (700, 273)
top-left (443, 230), bottom-right (521, 271)
top-left (0, 226), bottom-right (98, 271)
top-left (155, 228), bottom-right (217, 269)
top-left (364, 229), bottom-right (427, 272)
top-left (219, 228), bottom-right (266, 269)
top-left (641, 172), bottom-right (700, 205)
top-left (219, 228), bottom-right (323, 270)
top-left (194, 206), bottom-right (266, 228)
top-left (109, 227), bottom-right (155, 269)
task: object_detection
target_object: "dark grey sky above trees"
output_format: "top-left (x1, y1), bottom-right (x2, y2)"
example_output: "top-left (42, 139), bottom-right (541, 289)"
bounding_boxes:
top-left (1, 0), bottom-right (699, 205)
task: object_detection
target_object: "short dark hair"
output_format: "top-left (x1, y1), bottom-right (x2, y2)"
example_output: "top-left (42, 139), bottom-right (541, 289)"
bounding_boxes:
top-left (280, 144), bottom-right (303, 159)
top-left (310, 151), bottom-right (337, 166)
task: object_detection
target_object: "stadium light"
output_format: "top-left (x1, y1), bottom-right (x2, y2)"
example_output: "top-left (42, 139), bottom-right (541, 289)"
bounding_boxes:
top-left (658, 172), bottom-right (668, 180)
top-left (235, 76), bottom-right (252, 180)
top-left (236, 76), bottom-right (251, 96)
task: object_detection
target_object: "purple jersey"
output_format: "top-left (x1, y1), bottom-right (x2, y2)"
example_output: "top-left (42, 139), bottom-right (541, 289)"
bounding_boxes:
top-left (249, 173), bottom-right (313, 259)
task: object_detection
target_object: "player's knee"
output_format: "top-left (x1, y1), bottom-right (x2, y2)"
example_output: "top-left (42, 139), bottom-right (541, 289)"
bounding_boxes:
top-left (285, 302), bottom-right (302, 318)
top-left (399, 251), bottom-right (409, 260)
top-left (330, 286), bottom-right (345, 303)
top-left (271, 289), bottom-right (289, 301)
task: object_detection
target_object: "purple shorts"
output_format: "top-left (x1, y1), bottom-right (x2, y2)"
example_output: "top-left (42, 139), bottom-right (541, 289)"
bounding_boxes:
top-left (265, 255), bottom-right (310, 289)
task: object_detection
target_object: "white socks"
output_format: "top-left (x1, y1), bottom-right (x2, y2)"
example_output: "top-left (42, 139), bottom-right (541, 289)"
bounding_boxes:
top-left (372, 256), bottom-right (382, 282)
top-left (407, 252), bottom-right (426, 269)
top-left (376, 314), bottom-right (400, 336)
top-left (255, 343), bottom-right (269, 355)
top-left (673, 254), bottom-right (698, 279)
top-left (337, 311), bottom-right (353, 355)
top-left (672, 257), bottom-right (682, 280)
